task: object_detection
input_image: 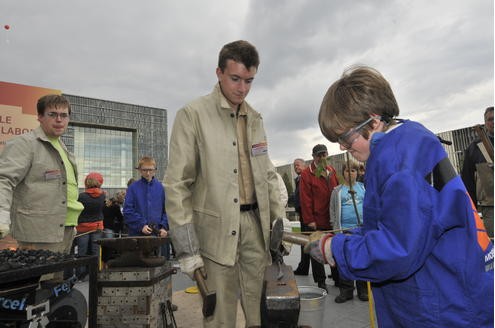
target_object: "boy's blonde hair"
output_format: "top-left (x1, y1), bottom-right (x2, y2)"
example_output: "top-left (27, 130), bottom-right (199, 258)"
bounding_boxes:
top-left (137, 156), bottom-right (156, 169)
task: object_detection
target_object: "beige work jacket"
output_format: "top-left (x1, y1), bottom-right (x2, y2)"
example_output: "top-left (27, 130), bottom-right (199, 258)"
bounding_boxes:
top-left (0, 127), bottom-right (76, 242)
top-left (165, 84), bottom-right (284, 266)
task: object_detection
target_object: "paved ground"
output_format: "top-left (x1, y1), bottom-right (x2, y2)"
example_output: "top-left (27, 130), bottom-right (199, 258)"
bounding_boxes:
top-left (169, 246), bottom-right (375, 328)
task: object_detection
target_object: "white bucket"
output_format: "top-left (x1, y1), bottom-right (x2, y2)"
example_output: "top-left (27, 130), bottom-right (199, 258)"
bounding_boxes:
top-left (298, 286), bottom-right (327, 328)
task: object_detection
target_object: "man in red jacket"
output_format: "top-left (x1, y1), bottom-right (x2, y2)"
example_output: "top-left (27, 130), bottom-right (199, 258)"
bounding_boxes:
top-left (299, 144), bottom-right (339, 291)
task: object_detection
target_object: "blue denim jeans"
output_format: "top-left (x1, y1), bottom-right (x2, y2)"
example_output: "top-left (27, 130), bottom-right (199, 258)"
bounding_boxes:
top-left (76, 230), bottom-right (104, 278)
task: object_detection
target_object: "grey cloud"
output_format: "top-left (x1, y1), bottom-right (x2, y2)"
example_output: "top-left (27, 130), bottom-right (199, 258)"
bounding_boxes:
top-left (1, 0), bottom-right (492, 166)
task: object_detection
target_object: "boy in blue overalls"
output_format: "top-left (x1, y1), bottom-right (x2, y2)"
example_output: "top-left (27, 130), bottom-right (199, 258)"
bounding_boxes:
top-left (307, 66), bottom-right (493, 327)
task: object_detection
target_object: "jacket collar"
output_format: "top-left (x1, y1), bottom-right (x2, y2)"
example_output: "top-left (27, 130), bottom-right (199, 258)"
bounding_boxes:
top-left (214, 83), bottom-right (259, 120)
top-left (33, 126), bottom-right (56, 142)
top-left (140, 176), bottom-right (156, 184)
top-left (309, 161), bottom-right (318, 174)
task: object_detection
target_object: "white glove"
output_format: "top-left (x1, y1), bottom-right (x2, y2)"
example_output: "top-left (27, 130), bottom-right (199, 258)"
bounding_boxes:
top-left (0, 223), bottom-right (9, 239)
top-left (178, 254), bottom-right (204, 280)
top-left (321, 235), bottom-right (335, 266)
top-left (0, 210), bottom-right (10, 239)
top-left (304, 232), bottom-right (335, 266)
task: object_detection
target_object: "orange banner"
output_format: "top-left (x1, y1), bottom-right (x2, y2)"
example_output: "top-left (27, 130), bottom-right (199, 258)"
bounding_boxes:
top-left (0, 81), bottom-right (61, 150)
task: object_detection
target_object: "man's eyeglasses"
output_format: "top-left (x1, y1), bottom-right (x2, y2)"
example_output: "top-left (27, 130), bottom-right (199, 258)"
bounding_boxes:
top-left (46, 112), bottom-right (70, 120)
top-left (337, 116), bottom-right (379, 150)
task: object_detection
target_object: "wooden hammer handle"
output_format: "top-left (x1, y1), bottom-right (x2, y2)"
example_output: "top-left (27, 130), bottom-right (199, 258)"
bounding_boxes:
top-left (282, 231), bottom-right (310, 246)
top-left (194, 269), bottom-right (209, 298)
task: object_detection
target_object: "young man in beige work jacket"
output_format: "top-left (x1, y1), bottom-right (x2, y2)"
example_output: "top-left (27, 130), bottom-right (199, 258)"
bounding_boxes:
top-left (165, 40), bottom-right (284, 328)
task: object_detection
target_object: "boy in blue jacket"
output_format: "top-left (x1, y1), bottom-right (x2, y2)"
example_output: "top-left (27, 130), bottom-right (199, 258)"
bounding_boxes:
top-left (123, 156), bottom-right (169, 256)
top-left (307, 66), bottom-right (493, 327)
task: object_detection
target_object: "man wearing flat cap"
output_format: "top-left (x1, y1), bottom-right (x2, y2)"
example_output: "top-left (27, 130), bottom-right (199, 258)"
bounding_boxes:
top-left (299, 144), bottom-right (339, 291)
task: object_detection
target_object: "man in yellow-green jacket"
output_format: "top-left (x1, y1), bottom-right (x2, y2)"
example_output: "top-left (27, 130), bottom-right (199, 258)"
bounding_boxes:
top-left (0, 94), bottom-right (83, 256)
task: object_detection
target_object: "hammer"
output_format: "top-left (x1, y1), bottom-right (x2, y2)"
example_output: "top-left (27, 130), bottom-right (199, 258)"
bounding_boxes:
top-left (194, 268), bottom-right (216, 318)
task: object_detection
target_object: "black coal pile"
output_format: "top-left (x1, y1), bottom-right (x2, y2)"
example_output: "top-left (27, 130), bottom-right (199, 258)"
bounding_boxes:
top-left (0, 249), bottom-right (76, 272)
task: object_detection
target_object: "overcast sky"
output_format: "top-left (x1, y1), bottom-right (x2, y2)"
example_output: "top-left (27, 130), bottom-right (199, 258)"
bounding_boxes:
top-left (1, 1), bottom-right (493, 166)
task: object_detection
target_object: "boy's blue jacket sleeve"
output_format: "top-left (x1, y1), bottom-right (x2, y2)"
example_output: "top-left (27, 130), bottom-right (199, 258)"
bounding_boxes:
top-left (333, 169), bottom-right (450, 281)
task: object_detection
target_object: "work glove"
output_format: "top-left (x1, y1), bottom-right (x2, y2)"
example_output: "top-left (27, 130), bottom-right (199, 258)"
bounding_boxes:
top-left (0, 210), bottom-right (10, 239)
top-left (304, 232), bottom-right (335, 266)
top-left (178, 254), bottom-right (204, 280)
top-left (0, 223), bottom-right (9, 239)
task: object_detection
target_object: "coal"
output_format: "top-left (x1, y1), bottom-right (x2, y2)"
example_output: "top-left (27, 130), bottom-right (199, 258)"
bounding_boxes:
top-left (0, 248), bottom-right (76, 272)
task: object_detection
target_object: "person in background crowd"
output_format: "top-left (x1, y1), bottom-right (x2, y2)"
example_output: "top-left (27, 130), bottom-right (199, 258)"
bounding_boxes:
top-left (461, 106), bottom-right (494, 238)
top-left (101, 190), bottom-right (125, 263)
top-left (329, 161), bottom-right (368, 303)
top-left (75, 172), bottom-right (106, 280)
top-left (307, 66), bottom-right (493, 327)
top-left (292, 158), bottom-right (311, 276)
top-left (357, 163), bottom-right (366, 183)
top-left (276, 172), bottom-right (288, 207)
top-left (164, 40), bottom-right (285, 327)
top-left (0, 95), bottom-right (83, 281)
top-left (103, 191), bottom-right (125, 239)
top-left (299, 144), bottom-right (339, 291)
top-left (121, 177), bottom-right (136, 234)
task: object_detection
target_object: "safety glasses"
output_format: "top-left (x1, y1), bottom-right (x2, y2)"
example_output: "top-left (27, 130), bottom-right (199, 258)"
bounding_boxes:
top-left (337, 116), bottom-right (379, 150)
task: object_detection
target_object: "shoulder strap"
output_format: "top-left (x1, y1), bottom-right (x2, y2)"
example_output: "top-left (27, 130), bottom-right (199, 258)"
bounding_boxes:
top-left (428, 157), bottom-right (457, 191)
top-left (477, 142), bottom-right (493, 164)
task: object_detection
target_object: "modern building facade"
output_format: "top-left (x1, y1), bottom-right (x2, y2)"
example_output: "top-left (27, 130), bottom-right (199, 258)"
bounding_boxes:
top-left (61, 94), bottom-right (168, 194)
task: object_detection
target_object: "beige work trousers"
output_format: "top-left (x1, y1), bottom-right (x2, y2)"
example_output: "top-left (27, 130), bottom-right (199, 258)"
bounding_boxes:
top-left (203, 209), bottom-right (268, 328)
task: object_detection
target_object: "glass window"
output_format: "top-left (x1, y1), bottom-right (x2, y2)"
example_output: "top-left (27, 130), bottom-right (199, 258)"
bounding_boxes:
top-left (73, 126), bottom-right (133, 188)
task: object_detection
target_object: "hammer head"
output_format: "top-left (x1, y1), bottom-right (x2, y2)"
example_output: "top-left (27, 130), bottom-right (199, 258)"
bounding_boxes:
top-left (195, 268), bottom-right (217, 318)
top-left (202, 292), bottom-right (217, 317)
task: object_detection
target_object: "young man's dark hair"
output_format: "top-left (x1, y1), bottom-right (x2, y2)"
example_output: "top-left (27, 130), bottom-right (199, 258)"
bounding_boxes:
top-left (218, 40), bottom-right (260, 72)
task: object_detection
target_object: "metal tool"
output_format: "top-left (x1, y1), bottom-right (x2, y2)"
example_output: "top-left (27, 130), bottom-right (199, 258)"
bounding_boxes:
top-left (261, 218), bottom-right (300, 327)
top-left (161, 300), bottom-right (177, 328)
top-left (97, 236), bottom-right (169, 267)
top-left (194, 268), bottom-right (216, 318)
